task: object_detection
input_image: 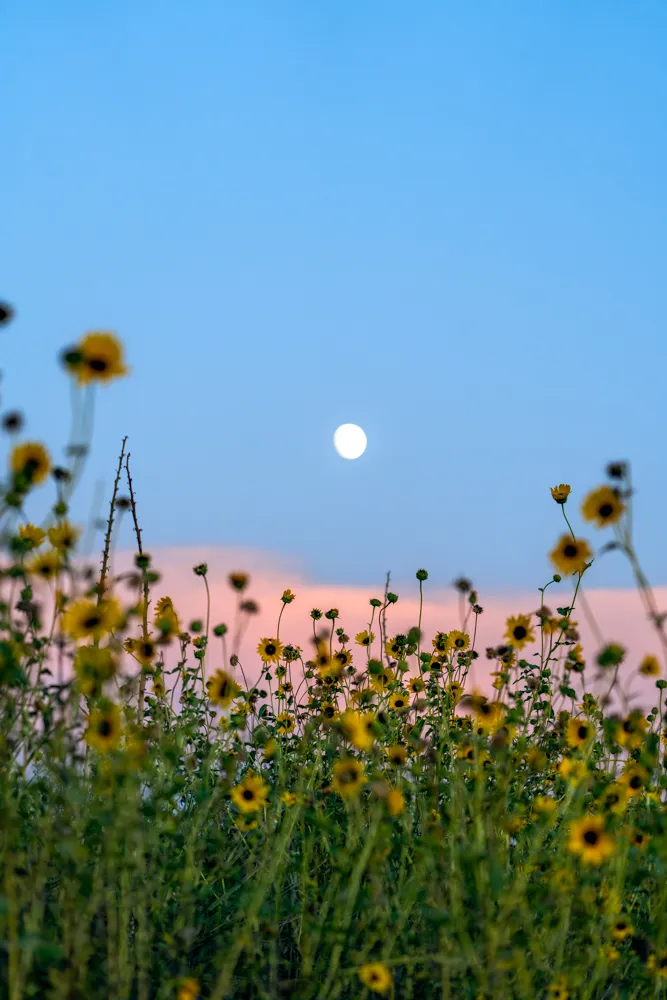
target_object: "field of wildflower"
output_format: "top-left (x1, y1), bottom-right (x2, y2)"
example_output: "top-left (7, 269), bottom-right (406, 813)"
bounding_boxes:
top-left (2, 307), bottom-right (667, 1000)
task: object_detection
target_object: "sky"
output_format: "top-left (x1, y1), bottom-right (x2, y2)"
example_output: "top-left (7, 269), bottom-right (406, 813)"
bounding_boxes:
top-left (2, 0), bottom-right (666, 613)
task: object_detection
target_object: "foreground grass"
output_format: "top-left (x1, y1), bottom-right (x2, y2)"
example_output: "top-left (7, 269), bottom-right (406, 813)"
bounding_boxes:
top-left (1, 315), bottom-right (667, 999)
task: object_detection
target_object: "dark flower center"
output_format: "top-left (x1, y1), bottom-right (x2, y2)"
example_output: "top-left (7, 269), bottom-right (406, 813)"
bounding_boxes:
top-left (265, 644), bottom-right (276, 656)
top-left (630, 776), bottom-right (642, 789)
top-left (514, 626), bottom-right (527, 640)
top-left (242, 789), bottom-right (255, 800)
top-left (584, 829), bottom-right (599, 845)
top-left (98, 719), bottom-right (113, 737)
top-left (578, 726), bottom-right (589, 740)
top-left (88, 358), bottom-right (108, 372)
top-left (362, 636), bottom-right (370, 645)
top-left (564, 544), bottom-right (578, 558)
top-left (339, 768), bottom-right (358, 785)
top-left (84, 614), bottom-right (102, 629)
top-left (599, 503), bottom-right (613, 518)
top-left (455, 638), bottom-right (465, 648)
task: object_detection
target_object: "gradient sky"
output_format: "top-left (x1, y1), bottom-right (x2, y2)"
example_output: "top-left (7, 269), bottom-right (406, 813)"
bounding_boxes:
top-left (2, 1), bottom-right (666, 598)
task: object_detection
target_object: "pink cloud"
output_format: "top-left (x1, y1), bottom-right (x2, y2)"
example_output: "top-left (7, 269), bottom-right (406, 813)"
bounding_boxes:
top-left (103, 545), bottom-right (667, 712)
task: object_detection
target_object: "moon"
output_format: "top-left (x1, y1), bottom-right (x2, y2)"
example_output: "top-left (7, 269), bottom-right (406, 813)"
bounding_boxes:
top-left (333, 423), bottom-right (367, 460)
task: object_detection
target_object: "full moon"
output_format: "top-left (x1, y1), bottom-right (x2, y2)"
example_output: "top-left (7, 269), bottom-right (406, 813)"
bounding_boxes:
top-left (333, 423), bottom-right (367, 460)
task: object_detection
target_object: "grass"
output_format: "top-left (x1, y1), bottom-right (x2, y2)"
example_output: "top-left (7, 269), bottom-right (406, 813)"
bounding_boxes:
top-left (1, 317), bottom-right (667, 999)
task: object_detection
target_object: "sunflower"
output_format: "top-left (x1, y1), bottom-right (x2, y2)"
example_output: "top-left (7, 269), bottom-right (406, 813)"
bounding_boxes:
top-left (275, 711), bottom-right (295, 735)
top-left (639, 654), bottom-right (661, 677)
top-left (152, 676), bottom-right (166, 698)
top-left (504, 614), bottom-right (535, 651)
top-left (566, 717), bottom-right (595, 749)
top-left (47, 520), bottom-right (81, 553)
top-left (648, 951), bottom-right (667, 979)
top-left (62, 597), bottom-right (122, 642)
top-left (432, 631), bottom-right (448, 653)
top-left (546, 976), bottom-right (569, 999)
top-left (340, 710), bottom-right (376, 750)
top-left (616, 712), bottom-right (648, 750)
top-left (619, 763), bottom-right (648, 797)
top-left (355, 630), bottom-right (375, 647)
top-left (550, 535), bottom-right (593, 576)
top-left (610, 915), bottom-right (633, 941)
top-left (471, 697), bottom-right (504, 733)
top-left (557, 757), bottom-right (589, 784)
top-left (228, 572), bottom-right (249, 592)
top-left (389, 690), bottom-right (410, 712)
top-left (358, 962), bottom-right (392, 994)
top-left (408, 676), bottom-right (425, 694)
top-left (385, 636), bottom-right (405, 659)
top-left (320, 702), bottom-right (338, 723)
top-left (567, 815), bottom-right (615, 865)
top-left (153, 596), bottom-right (181, 640)
top-left (257, 638), bottom-right (283, 663)
top-left (446, 680), bottom-right (463, 704)
top-left (385, 744), bottom-right (407, 767)
top-left (386, 788), bottom-right (405, 816)
top-left (331, 758), bottom-right (366, 800)
top-left (69, 332), bottom-right (129, 386)
top-left (281, 588), bottom-right (296, 604)
top-left (10, 441), bottom-right (51, 487)
top-left (85, 702), bottom-right (122, 752)
top-left (581, 485), bottom-right (625, 528)
top-left (25, 548), bottom-right (62, 582)
top-left (231, 773), bottom-right (270, 814)
top-left (207, 669), bottom-right (241, 708)
top-left (17, 523), bottom-right (46, 550)
top-left (74, 644), bottom-right (117, 696)
top-left (630, 828), bottom-right (650, 850)
top-left (600, 783), bottom-right (629, 815)
top-left (370, 667), bottom-right (395, 692)
top-left (550, 484), bottom-right (571, 504)
top-left (333, 648), bottom-right (353, 669)
top-left (177, 978), bottom-right (200, 1000)
top-left (446, 630), bottom-right (470, 652)
top-left (133, 638), bottom-right (156, 666)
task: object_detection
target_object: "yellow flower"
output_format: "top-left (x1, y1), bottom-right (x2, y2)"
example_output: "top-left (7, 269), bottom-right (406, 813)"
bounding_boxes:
top-left (47, 520), bottom-right (81, 553)
top-left (25, 548), bottom-right (61, 581)
top-left (550, 484), bottom-right (571, 504)
top-left (557, 757), bottom-right (589, 784)
top-left (320, 701), bottom-right (338, 723)
top-left (566, 717), bottom-right (595, 749)
top-left (550, 534), bottom-right (593, 576)
top-left (386, 788), bottom-right (405, 816)
top-left (281, 791), bottom-right (299, 807)
top-left (385, 744), bottom-right (408, 767)
top-left (62, 597), bottom-right (123, 642)
top-left (70, 331), bottom-right (129, 386)
top-left (207, 669), bottom-right (241, 708)
top-left (74, 644), bottom-right (117, 696)
top-left (177, 978), bottom-right (199, 1000)
top-left (331, 758), bottom-right (366, 800)
top-left (281, 588), bottom-right (296, 604)
top-left (615, 711), bottom-right (648, 750)
top-left (639, 654), bottom-right (661, 677)
top-left (610, 915), bottom-right (633, 941)
top-left (581, 485), bottom-right (625, 528)
top-left (432, 631), bottom-right (448, 653)
top-left (85, 702), bottom-right (122, 752)
top-left (408, 676), bottom-right (425, 694)
top-left (547, 974), bottom-right (569, 999)
top-left (567, 815), bottom-right (615, 865)
top-left (648, 951), bottom-right (667, 978)
top-left (340, 710), bottom-right (376, 751)
top-left (10, 441), bottom-right (51, 487)
top-left (534, 795), bottom-right (558, 815)
top-left (370, 666), bottom-right (395, 692)
top-left (275, 712), bottom-right (295, 735)
top-left (333, 648), bottom-right (353, 670)
top-left (385, 636), bottom-right (405, 659)
top-left (231, 773), bottom-right (270, 814)
top-left (263, 738), bottom-right (277, 760)
top-left (600, 783), bottom-right (629, 815)
top-left (18, 523), bottom-right (46, 550)
top-left (619, 763), bottom-right (648, 797)
top-left (153, 596), bottom-right (181, 640)
top-left (388, 690), bottom-right (410, 712)
top-left (355, 630), bottom-right (375, 647)
top-left (358, 962), bottom-right (392, 994)
top-left (446, 630), bottom-right (470, 652)
top-left (630, 828), bottom-right (649, 850)
top-left (504, 614), bottom-right (535, 651)
top-left (257, 638), bottom-right (283, 663)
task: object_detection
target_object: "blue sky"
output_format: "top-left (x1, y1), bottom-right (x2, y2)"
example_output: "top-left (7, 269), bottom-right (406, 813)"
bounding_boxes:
top-left (2, 1), bottom-right (666, 594)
